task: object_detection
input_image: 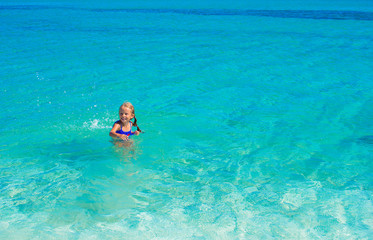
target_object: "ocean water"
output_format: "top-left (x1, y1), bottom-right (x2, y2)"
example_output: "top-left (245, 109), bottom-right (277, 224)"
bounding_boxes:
top-left (1, 0), bottom-right (373, 239)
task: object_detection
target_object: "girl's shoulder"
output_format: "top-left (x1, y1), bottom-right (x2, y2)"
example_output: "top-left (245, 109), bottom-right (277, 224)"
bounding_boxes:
top-left (113, 120), bottom-right (122, 126)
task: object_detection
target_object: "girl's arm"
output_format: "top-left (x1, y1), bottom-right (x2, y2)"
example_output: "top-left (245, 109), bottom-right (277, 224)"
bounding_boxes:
top-left (130, 120), bottom-right (140, 135)
top-left (109, 123), bottom-right (128, 140)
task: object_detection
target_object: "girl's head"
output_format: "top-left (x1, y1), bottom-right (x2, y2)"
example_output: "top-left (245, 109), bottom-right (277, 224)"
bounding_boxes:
top-left (119, 102), bottom-right (141, 132)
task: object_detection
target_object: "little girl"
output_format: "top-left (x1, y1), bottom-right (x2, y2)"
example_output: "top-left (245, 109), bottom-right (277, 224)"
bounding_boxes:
top-left (109, 102), bottom-right (142, 141)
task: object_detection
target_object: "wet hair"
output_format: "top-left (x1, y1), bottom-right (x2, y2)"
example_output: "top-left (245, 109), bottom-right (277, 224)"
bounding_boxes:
top-left (120, 102), bottom-right (142, 132)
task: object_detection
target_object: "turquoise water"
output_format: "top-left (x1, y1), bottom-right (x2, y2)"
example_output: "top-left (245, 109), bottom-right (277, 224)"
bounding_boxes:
top-left (1, 1), bottom-right (373, 239)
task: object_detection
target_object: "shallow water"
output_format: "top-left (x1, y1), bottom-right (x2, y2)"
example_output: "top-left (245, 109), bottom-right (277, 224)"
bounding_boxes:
top-left (1, 0), bottom-right (373, 239)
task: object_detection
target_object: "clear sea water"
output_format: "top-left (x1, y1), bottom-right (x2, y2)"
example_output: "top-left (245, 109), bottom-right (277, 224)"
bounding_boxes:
top-left (1, 0), bottom-right (373, 239)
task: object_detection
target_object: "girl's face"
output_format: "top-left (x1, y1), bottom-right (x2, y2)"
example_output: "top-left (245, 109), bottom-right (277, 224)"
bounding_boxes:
top-left (119, 107), bottom-right (134, 124)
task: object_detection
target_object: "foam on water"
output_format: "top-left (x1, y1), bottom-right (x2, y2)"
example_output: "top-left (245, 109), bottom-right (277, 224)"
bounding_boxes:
top-left (1, 0), bottom-right (373, 239)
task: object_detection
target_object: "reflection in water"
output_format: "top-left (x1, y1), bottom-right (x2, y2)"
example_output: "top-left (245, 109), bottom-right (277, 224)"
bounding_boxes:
top-left (111, 138), bottom-right (142, 167)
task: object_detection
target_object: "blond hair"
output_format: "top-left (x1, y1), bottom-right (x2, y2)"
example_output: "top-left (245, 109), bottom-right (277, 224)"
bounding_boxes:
top-left (120, 102), bottom-right (142, 132)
